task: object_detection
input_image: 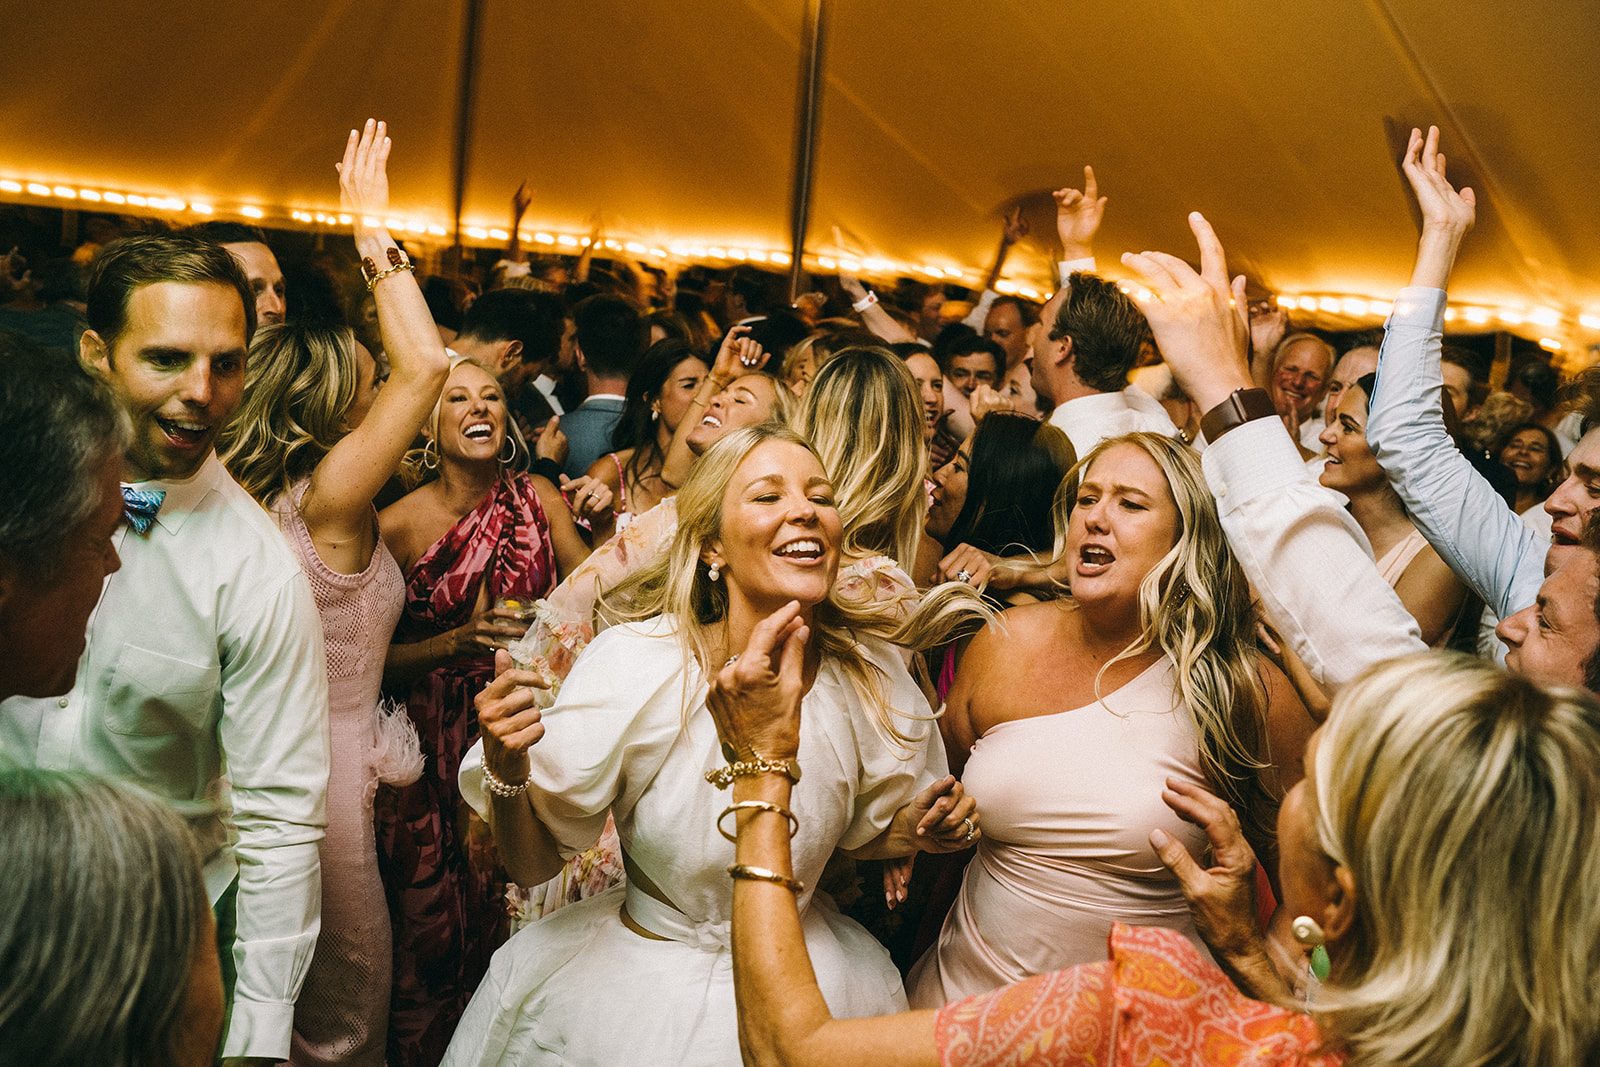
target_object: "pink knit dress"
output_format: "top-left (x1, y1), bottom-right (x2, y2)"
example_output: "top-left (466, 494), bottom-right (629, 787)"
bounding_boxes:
top-left (274, 481), bottom-right (407, 1066)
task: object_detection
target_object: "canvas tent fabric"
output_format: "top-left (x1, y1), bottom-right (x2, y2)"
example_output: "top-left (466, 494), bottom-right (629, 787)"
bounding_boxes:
top-left (3, 0), bottom-right (1598, 345)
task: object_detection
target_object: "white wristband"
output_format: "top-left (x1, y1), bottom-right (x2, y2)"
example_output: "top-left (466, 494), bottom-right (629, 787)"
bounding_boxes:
top-left (851, 292), bottom-right (879, 312)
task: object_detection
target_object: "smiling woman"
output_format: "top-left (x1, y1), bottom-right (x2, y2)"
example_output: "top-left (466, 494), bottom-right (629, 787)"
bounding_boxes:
top-left (376, 351), bottom-right (600, 1064)
top-left (443, 425), bottom-right (987, 1066)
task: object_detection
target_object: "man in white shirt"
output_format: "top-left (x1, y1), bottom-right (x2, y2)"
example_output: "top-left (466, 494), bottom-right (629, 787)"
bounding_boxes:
top-left (1033, 271), bottom-right (1178, 458)
top-left (0, 233), bottom-right (331, 1064)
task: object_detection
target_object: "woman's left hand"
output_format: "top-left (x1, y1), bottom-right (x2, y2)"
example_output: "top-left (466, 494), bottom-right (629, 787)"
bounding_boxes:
top-left (937, 543), bottom-right (999, 589)
top-left (908, 775), bottom-right (980, 853)
top-left (706, 600), bottom-right (809, 761)
top-left (560, 473), bottom-right (613, 522)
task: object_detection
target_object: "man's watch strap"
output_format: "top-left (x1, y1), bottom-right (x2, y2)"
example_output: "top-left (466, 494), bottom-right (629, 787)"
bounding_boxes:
top-left (1200, 387), bottom-right (1277, 443)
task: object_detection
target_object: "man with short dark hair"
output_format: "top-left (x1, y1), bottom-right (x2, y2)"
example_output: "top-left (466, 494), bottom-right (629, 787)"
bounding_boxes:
top-left (0, 335), bottom-right (126, 702)
top-left (1031, 271), bottom-right (1176, 457)
top-left (453, 287), bottom-right (570, 431)
top-left (942, 335), bottom-right (1005, 398)
top-left (0, 233), bottom-right (330, 1065)
top-left (561, 293), bottom-right (646, 478)
top-left (186, 220), bottom-right (287, 327)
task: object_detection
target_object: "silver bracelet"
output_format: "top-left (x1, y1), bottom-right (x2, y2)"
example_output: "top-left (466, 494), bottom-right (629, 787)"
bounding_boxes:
top-left (481, 761), bottom-right (530, 798)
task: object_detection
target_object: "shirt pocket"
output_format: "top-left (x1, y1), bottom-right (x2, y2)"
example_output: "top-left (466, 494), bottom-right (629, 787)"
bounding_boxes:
top-left (102, 645), bottom-right (220, 736)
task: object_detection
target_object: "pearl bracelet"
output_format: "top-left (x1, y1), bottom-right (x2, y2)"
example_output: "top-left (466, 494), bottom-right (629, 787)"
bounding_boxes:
top-left (481, 762), bottom-right (529, 798)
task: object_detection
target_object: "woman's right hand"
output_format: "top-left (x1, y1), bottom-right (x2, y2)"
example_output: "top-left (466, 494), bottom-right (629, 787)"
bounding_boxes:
top-left (476, 649), bottom-right (552, 781)
top-left (706, 601), bottom-right (808, 760)
top-left (449, 584), bottom-right (532, 655)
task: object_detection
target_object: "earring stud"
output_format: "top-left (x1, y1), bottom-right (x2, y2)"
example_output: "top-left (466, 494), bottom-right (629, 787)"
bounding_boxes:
top-left (1291, 915), bottom-right (1326, 946)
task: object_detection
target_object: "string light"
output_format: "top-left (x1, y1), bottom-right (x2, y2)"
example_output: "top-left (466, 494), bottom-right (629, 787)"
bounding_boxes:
top-left (5, 179), bottom-right (1583, 340)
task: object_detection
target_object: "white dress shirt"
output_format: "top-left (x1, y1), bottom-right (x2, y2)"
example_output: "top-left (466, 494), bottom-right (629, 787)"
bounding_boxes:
top-left (1202, 417), bottom-right (1424, 688)
top-left (1048, 384), bottom-right (1179, 460)
top-left (0, 453), bottom-right (331, 1059)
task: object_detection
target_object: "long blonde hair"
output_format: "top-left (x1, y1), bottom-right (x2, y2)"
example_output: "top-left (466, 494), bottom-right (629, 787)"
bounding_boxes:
top-left (601, 424), bottom-right (988, 746)
top-left (796, 347), bottom-right (928, 572)
top-left (218, 321), bottom-right (360, 505)
top-left (1073, 433), bottom-right (1273, 842)
top-left (1311, 653), bottom-right (1600, 1066)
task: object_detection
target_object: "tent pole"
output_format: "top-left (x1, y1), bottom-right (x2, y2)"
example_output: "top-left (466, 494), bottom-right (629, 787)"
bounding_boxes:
top-left (450, 0), bottom-right (486, 271)
top-left (786, 0), bottom-right (829, 305)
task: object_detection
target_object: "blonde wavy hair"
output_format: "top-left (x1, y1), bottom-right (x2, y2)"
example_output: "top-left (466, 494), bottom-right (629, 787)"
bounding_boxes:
top-left (1067, 432), bottom-right (1274, 842)
top-left (218, 321), bottom-right (360, 505)
top-left (601, 424), bottom-right (989, 747)
top-left (1310, 653), bottom-right (1600, 1066)
top-left (795, 347), bottom-right (928, 572)
top-left (397, 353), bottom-right (530, 489)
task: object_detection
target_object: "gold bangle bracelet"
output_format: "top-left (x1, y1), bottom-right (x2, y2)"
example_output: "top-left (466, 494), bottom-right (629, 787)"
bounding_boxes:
top-left (727, 864), bottom-right (804, 894)
top-left (717, 801), bottom-right (798, 843)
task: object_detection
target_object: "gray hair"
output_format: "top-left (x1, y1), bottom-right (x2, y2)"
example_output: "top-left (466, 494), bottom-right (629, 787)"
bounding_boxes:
top-left (0, 334), bottom-right (129, 578)
top-left (0, 768), bottom-right (211, 1066)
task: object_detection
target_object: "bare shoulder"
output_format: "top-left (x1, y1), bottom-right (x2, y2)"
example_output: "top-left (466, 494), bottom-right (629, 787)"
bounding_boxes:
top-left (588, 450), bottom-right (625, 488)
top-left (378, 487), bottom-right (434, 573)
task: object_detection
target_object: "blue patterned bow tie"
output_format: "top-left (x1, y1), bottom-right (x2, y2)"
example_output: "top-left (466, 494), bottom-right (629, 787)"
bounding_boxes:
top-left (121, 486), bottom-right (166, 535)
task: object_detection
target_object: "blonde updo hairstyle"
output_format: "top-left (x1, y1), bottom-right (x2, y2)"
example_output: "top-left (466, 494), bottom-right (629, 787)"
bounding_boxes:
top-left (602, 424), bottom-right (989, 746)
top-left (1310, 653), bottom-right (1600, 1066)
top-left (398, 353), bottom-right (530, 489)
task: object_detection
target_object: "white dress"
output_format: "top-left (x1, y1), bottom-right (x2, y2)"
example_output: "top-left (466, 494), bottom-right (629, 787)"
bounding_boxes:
top-left (448, 615), bottom-right (945, 1066)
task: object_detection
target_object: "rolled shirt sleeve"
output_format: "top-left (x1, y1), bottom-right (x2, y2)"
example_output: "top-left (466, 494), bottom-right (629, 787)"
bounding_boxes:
top-left (1202, 416), bottom-right (1424, 687)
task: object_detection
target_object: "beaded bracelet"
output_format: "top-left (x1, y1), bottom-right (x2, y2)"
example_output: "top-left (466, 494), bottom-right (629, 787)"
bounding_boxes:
top-left (717, 801), bottom-right (798, 843)
top-left (727, 864), bottom-right (804, 894)
top-left (481, 761), bottom-right (529, 798)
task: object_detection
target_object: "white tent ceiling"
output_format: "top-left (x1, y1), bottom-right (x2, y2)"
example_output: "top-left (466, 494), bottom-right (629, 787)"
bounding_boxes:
top-left (4, 0), bottom-right (1598, 352)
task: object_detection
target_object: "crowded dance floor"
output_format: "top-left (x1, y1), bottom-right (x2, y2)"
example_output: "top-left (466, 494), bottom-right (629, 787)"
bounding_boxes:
top-left (2, 3), bottom-right (1599, 1065)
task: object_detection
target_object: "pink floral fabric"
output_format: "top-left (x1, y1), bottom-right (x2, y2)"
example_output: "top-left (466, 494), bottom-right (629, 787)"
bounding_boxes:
top-left (936, 924), bottom-right (1341, 1067)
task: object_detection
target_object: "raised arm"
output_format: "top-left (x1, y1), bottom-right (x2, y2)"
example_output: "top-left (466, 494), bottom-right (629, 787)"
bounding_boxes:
top-left (506, 180), bottom-right (532, 264)
top-left (1121, 214), bottom-right (1424, 685)
top-left (838, 272), bottom-right (915, 345)
top-left (1053, 165), bottom-right (1105, 265)
top-left (977, 205), bottom-right (1029, 296)
top-left (1366, 127), bottom-right (1545, 621)
top-left (301, 120), bottom-right (450, 572)
top-left (712, 604), bottom-right (942, 1067)
top-left (660, 327), bottom-right (767, 489)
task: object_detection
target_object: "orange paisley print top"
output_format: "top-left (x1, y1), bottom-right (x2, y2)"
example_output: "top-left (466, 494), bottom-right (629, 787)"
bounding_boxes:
top-left (935, 924), bottom-right (1343, 1067)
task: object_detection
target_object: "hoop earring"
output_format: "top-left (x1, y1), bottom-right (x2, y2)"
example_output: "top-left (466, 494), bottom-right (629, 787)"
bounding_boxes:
top-left (421, 439), bottom-right (439, 471)
top-left (707, 562), bottom-right (721, 582)
top-left (499, 435), bottom-right (517, 466)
